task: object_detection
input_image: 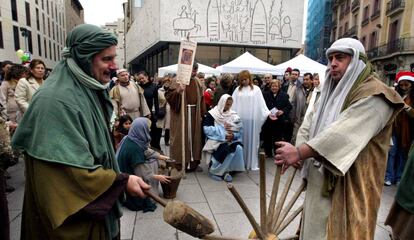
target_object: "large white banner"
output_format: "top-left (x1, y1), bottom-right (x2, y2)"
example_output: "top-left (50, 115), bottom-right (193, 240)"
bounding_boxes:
top-left (160, 0), bottom-right (304, 48)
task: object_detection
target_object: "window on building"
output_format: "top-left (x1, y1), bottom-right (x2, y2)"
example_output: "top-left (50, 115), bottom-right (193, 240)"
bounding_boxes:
top-left (48, 18), bottom-right (50, 36)
top-left (41, 0), bottom-right (44, 10)
top-left (37, 34), bottom-right (42, 56)
top-left (13, 25), bottom-right (20, 50)
top-left (47, 0), bottom-right (49, 14)
top-left (25, 2), bottom-right (31, 26)
top-left (52, 42), bottom-right (56, 61)
top-left (196, 45), bottom-right (220, 67)
top-left (54, 5), bottom-right (57, 22)
top-left (11, 0), bottom-right (18, 21)
top-left (332, 29), bottom-right (337, 41)
top-left (35, 0), bottom-right (38, 4)
top-left (42, 13), bottom-right (45, 33)
top-left (36, 8), bottom-right (40, 30)
top-left (25, 30), bottom-right (33, 53)
top-left (388, 19), bottom-right (399, 43)
top-left (353, 14), bottom-right (358, 26)
top-left (0, 22), bottom-right (4, 49)
top-left (269, 49), bottom-right (291, 65)
top-left (373, 0), bottom-right (380, 12)
top-left (49, 41), bottom-right (52, 60)
top-left (345, 22), bottom-right (349, 31)
top-left (27, 30), bottom-right (33, 53)
top-left (369, 31), bottom-right (377, 50)
top-left (363, 6), bottom-right (369, 21)
top-left (168, 44), bottom-right (179, 64)
top-left (162, 48), bottom-right (168, 66)
top-left (51, 2), bottom-right (54, 19)
top-left (361, 36), bottom-right (366, 48)
top-left (221, 46), bottom-right (244, 64)
top-left (339, 26), bottom-right (343, 37)
top-left (245, 48), bottom-right (268, 62)
top-left (44, 38), bottom-right (47, 58)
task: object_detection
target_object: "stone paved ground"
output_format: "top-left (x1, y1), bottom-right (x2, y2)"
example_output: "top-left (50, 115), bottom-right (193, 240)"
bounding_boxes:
top-left (7, 143), bottom-right (395, 239)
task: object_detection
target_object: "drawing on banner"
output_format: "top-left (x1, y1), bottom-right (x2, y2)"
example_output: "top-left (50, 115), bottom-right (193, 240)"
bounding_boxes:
top-left (268, 0), bottom-right (296, 43)
top-left (219, 0), bottom-right (250, 43)
top-left (207, 0), bottom-right (220, 41)
top-left (173, 0), bottom-right (202, 37)
top-left (173, 0), bottom-right (299, 45)
top-left (250, 0), bottom-right (268, 44)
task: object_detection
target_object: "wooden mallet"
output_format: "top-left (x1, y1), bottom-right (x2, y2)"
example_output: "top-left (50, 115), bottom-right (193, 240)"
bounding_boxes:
top-left (145, 190), bottom-right (215, 238)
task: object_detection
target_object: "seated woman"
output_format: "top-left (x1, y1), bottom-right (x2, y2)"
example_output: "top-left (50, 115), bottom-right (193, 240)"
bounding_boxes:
top-left (202, 94), bottom-right (245, 182)
top-left (116, 117), bottom-right (170, 212)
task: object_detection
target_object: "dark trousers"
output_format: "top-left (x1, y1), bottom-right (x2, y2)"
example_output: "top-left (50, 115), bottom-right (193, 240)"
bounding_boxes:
top-left (262, 120), bottom-right (285, 156)
top-left (0, 169), bottom-right (10, 240)
top-left (164, 129), bottom-right (170, 145)
top-left (150, 125), bottom-right (162, 150)
top-left (283, 120), bottom-right (294, 143)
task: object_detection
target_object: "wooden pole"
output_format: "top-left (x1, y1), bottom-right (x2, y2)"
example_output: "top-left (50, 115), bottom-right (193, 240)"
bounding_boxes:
top-left (274, 181), bottom-right (306, 231)
top-left (259, 152), bottom-right (267, 235)
top-left (276, 205), bottom-right (304, 235)
top-left (202, 234), bottom-right (245, 240)
top-left (270, 169), bottom-right (297, 233)
top-left (227, 183), bottom-right (265, 240)
top-left (267, 166), bottom-right (282, 229)
top-left (181, 89), bottom-right (186, 178)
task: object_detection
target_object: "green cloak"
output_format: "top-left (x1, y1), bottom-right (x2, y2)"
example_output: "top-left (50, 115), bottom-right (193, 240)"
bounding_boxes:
top-left (12, 24), bottom-right (122, 239)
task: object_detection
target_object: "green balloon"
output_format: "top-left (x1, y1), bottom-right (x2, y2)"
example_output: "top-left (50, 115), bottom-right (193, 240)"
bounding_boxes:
top-left (21, 55), bottom-right (30, 62)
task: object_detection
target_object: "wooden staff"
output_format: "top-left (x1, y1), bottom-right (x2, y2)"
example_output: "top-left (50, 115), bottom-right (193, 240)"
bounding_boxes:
top-left (267, 166), bottom-right (282, 229)
top-left (270, 169), bottom-right (297, 232)
top-left (259, 153), bottom-right (267, 235)
top-left (227, 184), bottom-right (265, 240)
top-left (274, 181), bottom-right (306, 232)
top-left (181, 88), bottom-right (186, 178)
top-left (202, 234), bottom-right (245, 240)
top-left (276, 205), bottom-right (304, 235)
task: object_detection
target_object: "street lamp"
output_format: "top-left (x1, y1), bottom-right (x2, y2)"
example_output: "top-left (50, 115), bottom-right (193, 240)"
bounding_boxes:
top-left (19, 27), bottom-right (29, 52)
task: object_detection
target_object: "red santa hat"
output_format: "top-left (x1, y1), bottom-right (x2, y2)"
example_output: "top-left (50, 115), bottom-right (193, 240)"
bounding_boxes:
top-left (396, 71), bottom-right (414, 83)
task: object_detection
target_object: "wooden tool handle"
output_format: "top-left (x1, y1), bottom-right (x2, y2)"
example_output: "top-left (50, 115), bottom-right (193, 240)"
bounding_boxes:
top-left (259, 153), bottom-right (267, 235)
top-left (144, 190), bottom-right (168, 207)
top-left (227, 183), bottom-right (265, 240)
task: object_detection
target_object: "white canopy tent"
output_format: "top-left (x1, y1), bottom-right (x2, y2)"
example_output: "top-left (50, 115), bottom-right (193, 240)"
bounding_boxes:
top-left (216, 52), bottom-right (279, 75)
top-left (158, 63), bottom-right (221, 77)
top-left (273, 54), bottom-right (327, 80)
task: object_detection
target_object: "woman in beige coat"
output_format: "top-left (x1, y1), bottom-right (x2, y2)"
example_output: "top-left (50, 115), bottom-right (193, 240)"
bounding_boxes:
top-left (0, 64), bottom-right (29, 123)
top-left (15, 59), bottom-right (46, 113)
top-left (156, 76), bottom-right (171, 146)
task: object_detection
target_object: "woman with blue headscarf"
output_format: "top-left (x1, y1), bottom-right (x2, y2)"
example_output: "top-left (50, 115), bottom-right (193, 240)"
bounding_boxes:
top-left (116, 117), bottom-right (171, 211)
top-left (12, 24), bottom-right (150, 239)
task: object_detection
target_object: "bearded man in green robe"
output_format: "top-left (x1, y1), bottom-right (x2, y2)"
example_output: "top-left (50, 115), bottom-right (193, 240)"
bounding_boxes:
top-left (12, 24), bottom-right (150, 240)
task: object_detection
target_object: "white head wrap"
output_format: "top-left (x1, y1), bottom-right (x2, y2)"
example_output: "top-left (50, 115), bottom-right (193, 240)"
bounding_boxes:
top-left (301, 38), bottom-right (368, 178)
top-left (309, 38), bottom-right (367, 138)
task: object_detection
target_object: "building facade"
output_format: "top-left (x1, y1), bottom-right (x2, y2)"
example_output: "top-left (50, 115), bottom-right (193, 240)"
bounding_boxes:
top-left (331, 0), bottom-right (414, 84)
top-left (124, 0), bottom-right (305, 76)
top-left (65, 0), bottom-right (84, 34)
top-left (0, 0), bottom-right (84, 68)
top-left (305, 0), bottom-right (333, 64)
top-left (102, 18), bottom-right (125, 69)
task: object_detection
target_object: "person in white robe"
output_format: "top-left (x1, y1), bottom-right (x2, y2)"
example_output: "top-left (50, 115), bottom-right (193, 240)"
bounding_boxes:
top-left (231, 70), bottom-right (273, 170)
top-left (273, 38), bottom-right (404, 240)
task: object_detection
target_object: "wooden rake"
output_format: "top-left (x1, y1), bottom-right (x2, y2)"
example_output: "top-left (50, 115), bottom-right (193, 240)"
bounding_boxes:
top-left (227, 152), bottom-right (306, 239)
